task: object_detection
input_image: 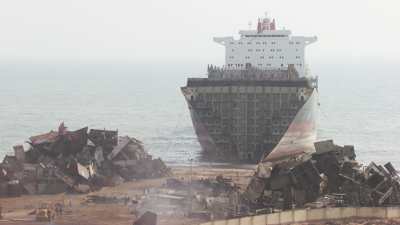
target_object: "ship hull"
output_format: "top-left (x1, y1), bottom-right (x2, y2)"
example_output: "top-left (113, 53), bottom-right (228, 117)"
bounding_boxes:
top-left (182, 76), bottom-right (316, 163)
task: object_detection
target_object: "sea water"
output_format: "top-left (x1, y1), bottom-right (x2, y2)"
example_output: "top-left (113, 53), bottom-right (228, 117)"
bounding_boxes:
top-left (0, 61), bottom-right (399, 166)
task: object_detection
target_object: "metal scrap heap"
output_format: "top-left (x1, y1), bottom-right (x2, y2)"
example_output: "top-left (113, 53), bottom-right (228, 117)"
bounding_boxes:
top-left (244, 140), bottom-right (400, 211)
top-left (0, 123), bottom-right (171, 197)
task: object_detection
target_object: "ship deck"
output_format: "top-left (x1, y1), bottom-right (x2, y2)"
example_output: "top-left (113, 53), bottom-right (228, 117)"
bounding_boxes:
top-left (186, 78), bottom-right (312, 87)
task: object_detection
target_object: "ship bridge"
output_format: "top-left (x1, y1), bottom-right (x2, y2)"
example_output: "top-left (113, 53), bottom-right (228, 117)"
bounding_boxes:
top-left (213, 14), bottom-right (317, 77)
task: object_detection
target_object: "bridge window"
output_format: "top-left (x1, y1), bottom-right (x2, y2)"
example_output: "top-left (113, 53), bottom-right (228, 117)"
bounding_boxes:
top-left (244, 35), bottom-right (287, 38)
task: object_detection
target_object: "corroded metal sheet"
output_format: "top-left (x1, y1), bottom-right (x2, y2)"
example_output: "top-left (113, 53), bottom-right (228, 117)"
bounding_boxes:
top-left (29, 131), bottom-right (59, 145)
top-left (107, 136), bottom-right (131, 160)
top-left (76, 162), bottom-right (90, 180)
top-left (262, 89), bottom-right (318, 163)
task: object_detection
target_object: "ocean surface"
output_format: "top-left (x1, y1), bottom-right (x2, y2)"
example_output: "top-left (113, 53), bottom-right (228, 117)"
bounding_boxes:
top-left (0, 61), bottom-right (399, 166)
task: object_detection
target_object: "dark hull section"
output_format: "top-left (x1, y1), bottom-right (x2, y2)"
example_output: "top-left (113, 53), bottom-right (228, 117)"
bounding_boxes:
top-left (187, 102), bottom-right (218, 156)
top-left (182, 77), bottom-right (316, 163)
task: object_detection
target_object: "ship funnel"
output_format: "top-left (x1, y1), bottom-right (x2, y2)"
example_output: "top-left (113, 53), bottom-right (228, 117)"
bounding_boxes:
top-left (262, 14), bottom-right (271, 31)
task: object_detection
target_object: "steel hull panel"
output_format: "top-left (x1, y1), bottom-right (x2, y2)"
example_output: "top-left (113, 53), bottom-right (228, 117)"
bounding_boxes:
top-left (262, 89), bottom-right (318, 163)
top-left (181, 84), bottom-right (316, 162)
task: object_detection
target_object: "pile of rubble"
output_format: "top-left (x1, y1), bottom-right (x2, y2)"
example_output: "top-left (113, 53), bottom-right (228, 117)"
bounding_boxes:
top-left (245, 140), bottom-right (400, 212)
top-left (0, 123), bottom-right (171, 197)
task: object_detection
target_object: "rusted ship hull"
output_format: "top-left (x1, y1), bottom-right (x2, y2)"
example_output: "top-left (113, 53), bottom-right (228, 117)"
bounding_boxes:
top-left (182, 67), bottom-right (317, 163)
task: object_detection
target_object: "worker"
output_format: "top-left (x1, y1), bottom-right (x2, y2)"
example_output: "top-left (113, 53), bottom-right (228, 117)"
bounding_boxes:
top-left (59, 203), bottom-right (63, 216)
top-left (55, 204), bottom-right (59, 216)
top-left (55, 203), bottom-right (63, 216)
top-left (47, 209), bottom-right (52, 222)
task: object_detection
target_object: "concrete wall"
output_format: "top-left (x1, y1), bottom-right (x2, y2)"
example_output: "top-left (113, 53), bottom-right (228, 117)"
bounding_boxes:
top-left (199, 207), bottom-right (400, 225)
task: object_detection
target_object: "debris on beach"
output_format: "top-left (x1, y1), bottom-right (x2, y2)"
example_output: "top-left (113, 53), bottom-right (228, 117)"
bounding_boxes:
top-left (136, 175), bottom-right (243, 220)
top-left (132, 139), bottom-right (400, 220)
top-left (133, 211), bottom-right (157, 225)
top-left (0, 122), bottom-right (171, 197)
top-left (244, 139), bottom-right (400, 212)
top-left (2, 122), bottom-right (400, 223)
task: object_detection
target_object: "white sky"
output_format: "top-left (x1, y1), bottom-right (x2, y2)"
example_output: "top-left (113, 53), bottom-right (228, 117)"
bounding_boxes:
top-left (0, 0), bottom-right (399, 64)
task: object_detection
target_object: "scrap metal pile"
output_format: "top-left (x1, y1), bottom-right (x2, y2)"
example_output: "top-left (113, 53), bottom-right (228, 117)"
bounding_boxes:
top-left (244, 140), bottom-right (400, 211)
top-left (0, 123), bottom-right (171, 197)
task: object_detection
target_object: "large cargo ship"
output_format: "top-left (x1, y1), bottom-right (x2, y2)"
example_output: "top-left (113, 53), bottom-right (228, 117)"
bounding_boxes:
top-left (182, 14), bottom-right (318, 162)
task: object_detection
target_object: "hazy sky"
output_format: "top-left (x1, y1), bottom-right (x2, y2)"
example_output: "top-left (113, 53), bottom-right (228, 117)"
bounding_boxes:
top-left (0, 0), bottom-right (399, 64)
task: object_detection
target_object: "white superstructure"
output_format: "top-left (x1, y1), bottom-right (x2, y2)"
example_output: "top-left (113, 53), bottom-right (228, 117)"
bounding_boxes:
top-left (213, 14), bottom-right (317, 77)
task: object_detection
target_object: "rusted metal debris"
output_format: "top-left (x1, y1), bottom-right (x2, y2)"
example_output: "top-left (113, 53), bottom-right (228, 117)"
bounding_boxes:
top-left (133, 211), bottom-right (157, 225)
top-left (138, 175), bottom-right (244, 220)
top-left (0, 122), bottom-right (171, 197)
top-left (244, 139), bottom-right (400, 212)
top-left (84, 194), bottom-right (132, 204)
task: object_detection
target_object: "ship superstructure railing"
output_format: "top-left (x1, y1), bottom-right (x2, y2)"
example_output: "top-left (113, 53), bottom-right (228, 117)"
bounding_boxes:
top-left (194, 64), bottom-right (319, 88)
top-left (186, 78), bottom-right (312, 87)
top-left (207, 64), bottom-right (301, 80)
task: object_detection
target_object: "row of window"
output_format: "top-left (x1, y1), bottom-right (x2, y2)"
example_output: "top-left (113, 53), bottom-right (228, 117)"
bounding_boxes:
top-left (229, 56), bottom-right (301, 59)
top-left (229, 41), bottom-right (301, 45)
top-left (248, 49), bottom-right (282, 52)
top-left (244, 34), bottom-right (288, 38)
top-left (226, 63), bottom-right (303, 67)
top-left (232, 48), bottom-right (300, 52)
